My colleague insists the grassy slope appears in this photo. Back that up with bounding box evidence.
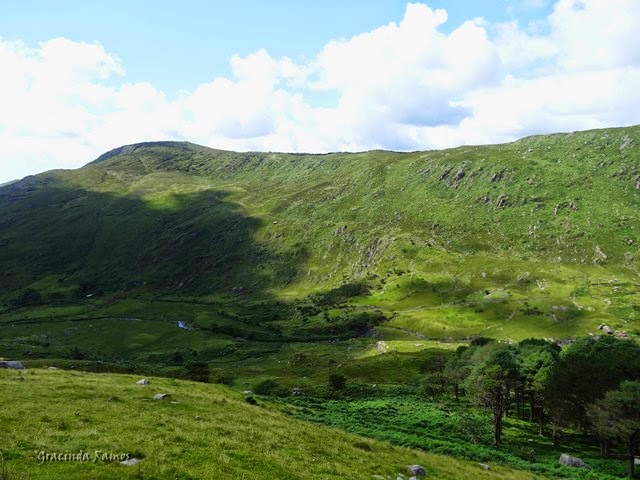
[0,368,537,480]
[0,126,639,384]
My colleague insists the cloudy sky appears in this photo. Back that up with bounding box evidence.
[1,0,639,183]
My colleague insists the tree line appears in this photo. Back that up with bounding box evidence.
[424,336,640,478]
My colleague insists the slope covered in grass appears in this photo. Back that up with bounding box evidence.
[1,126,639,382]
[0,368,538,479]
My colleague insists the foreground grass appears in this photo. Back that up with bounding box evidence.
[0,369,538,480]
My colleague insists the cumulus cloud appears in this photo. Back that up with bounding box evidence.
[1,0,640,182]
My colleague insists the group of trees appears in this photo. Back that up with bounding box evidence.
[425,336,640,477]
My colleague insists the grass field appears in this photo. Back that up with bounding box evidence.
[0,368,540,480]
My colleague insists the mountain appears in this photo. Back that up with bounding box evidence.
[0,126,639,364]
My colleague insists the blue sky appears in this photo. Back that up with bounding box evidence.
[0,0,639,182]
[0,1,552,97]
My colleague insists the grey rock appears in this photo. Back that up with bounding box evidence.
[120,458,141,466]
[496,194,507,208]
[453,169,465,181]
[559,454,589,468]
[479,463,490,470]
[439,167,452,180]
[603,325,613,335]
[153,393,171,400]
[595,245,608,261]
[0,361,24,369]
[407,464,426,476]
[136,378,149,385]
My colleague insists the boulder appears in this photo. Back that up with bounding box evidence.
[479,463,490,470]
[559,454,588,468]
[0,361,25,369]
[602,325,613,335]
[153,393,171,401]
[120,458,141,466]
[136,378,149,385]
[407,465,426,476]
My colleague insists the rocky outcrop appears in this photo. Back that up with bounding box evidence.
[407,464,426,476]
[0,361,25,369]
[559,454,589,468]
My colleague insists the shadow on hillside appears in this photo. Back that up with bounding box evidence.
[0,174,308,300]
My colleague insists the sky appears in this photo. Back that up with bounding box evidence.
[1,0,639,183]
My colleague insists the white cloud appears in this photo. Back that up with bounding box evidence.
[1,0,640,183]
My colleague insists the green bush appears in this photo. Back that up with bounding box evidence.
[254,379,287,396]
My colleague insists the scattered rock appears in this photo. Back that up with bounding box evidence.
[479,463,490,470]
[597,324,605,330]
[120,458,141,466]
[153,393,171,401]
[439,167,452,180]
[242,390,253,395]
[595,245,608,261]
[490,170,505,182]
[603,325,613,335]
[620,135,634,151]
[48,366,58,370]
[291,387,304,396]
[335,225,347,236]
[136,379,149,385]
[624,252,635,262]
[407,465,426,476]
[496,194,507,208]
[375,341,388,354]
[0,361,25,369]
[559,454,589,468]
[453,169,465,181]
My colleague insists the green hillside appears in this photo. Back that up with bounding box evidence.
[1,126,639,365]
[0,368,538,479]
[1,126,640,479]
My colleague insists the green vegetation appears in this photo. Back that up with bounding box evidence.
[0,368,537,479]
[1,126,640,477]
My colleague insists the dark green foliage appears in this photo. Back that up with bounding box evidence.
[465,343,519,446]
[546,337,640,432]
[9,288,43,308]
[184,361,210,383]
[589,382,640,478]
[254,379,288,396]
[470,337,494,347]
[328,373,346,390]
[312,283,371,306]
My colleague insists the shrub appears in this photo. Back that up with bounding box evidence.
[328,373,346,390]
[254,379,287,396]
